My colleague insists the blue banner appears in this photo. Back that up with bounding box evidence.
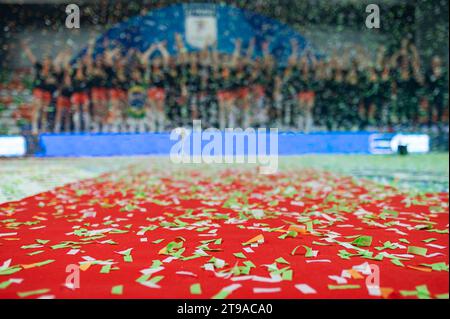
[79,3,317,64]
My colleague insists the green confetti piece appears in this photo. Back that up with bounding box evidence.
[29,259,55,268]
[391,259,404,267]
[435,293,449,299]
[399,238,410,244]
[291,245,301,256]
[416,285,431,299]
[420,262,449,272]
[212,290,231,299]
[328,284,361,290]
[149,275,164,284]
[352,236,372,247]
[182,254,203,261]
[375,241,397,251]
[36,239,50,244]
[427,228,448,234]
[303,245,315,258]
[124,255,133,263]
[243,261,256,268]
[407,246,428,256]
[190,283,202,295]
[136,273,151,283]
[422,238,437,243]
[27,250,45,256]
[0,280,13,289]
[400,290,418,297]
[239,266,251,275]
[312,241,330,246]
[151,260,163,269]
[111,285,123,295]
[279,230,297,239]
[51,243,70,250]
[233,252,246,259]
[275,257,289,265]
[18,288,50,298]
[282,269,293,281]
[21,244,43,249]
[100,264,111,274]
[0,267,22,276]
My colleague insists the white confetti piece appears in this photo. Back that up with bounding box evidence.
[367,285,381,296]
[426,243,446,249]
[329,275,348,284]
[253,287,281,293]
[176,271,197,277]
[67,249,79,255]
[0,232,17,237]
[306,259,331,263]
[295,284,317,294]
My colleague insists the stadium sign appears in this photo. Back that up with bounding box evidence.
[0,136,26,157]
[184,4,217,49]
[369,133,430,154]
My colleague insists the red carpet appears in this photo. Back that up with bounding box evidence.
[0,167,448,299]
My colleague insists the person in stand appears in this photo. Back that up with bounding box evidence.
[426,55,448,128]
[196,44,216,127]
[249,58,266,128]
[108,53,128,132]
[312,60,326,130]
[53,49,72,133]
[22,40,58,134]
[232,38,254,128]
[186,52,201,123]
[330,65,346,130]
[409,48,427,128]
[126,65,147,132]
[140,41,170,131]
[70,58,91,132]
[279,38,298,129]
[54,68,73,133]
[295,54,315,132]
[262,41,277,127]
[86,48,108,132]
[216,51,236,129]
[395,61,416,126]
[361,65,379,129]
[377,60,393,128]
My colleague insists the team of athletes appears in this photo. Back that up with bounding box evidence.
[22,35,447,134]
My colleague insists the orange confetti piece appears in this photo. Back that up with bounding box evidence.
[243,234,264,245]
[288,225,307,234]
[348,269,364,279]
[79,263,92,271]
[380,287,394,299]
[407,265,432,272]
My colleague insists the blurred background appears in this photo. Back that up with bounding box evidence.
[0,1,448,139]
[0,0,448,165]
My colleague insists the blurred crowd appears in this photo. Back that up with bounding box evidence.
[0,1,448,134]
[19,35,448,134]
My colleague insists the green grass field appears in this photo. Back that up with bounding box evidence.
[0,153,448,204]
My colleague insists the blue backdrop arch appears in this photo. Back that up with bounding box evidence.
[82,3,318,64]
